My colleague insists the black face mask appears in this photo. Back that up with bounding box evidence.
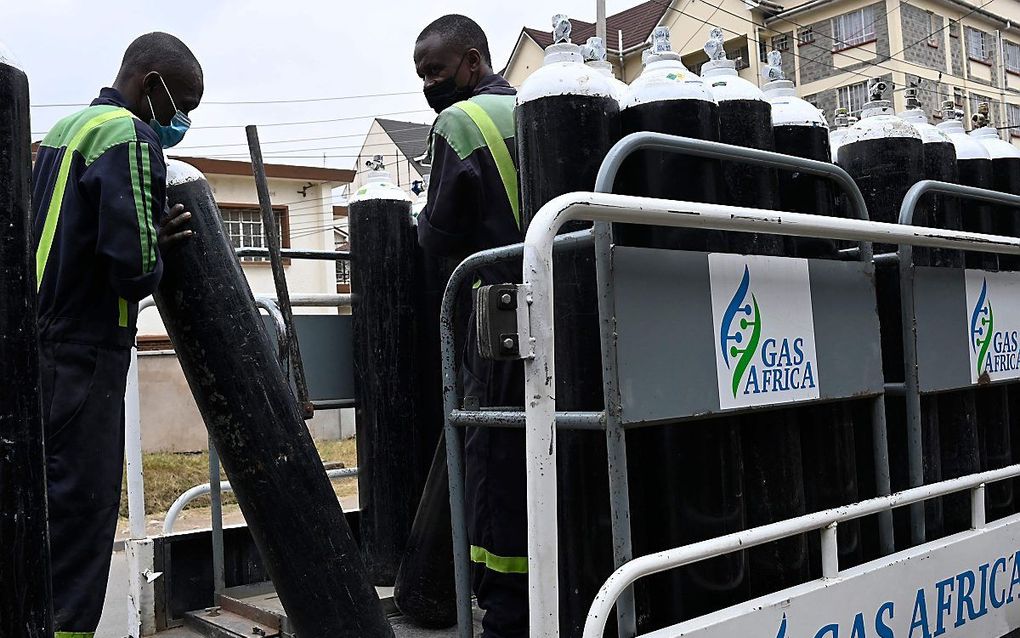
[424,54,475,114]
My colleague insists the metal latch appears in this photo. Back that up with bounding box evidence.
[475,284,533,361]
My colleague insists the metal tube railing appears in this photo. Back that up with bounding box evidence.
[519,190,1020,636]
[896,180,1020,544]
[162,467,359,535]
[581,464,1020,638]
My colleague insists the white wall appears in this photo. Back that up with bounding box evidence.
[138,173,339,338]
[351,119,427,200]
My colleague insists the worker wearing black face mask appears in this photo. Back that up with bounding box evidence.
[413,14,527,638]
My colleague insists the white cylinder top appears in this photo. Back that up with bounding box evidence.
[166,158,207,186]
[517,42,617,105]
[937,119,991,160]
[897,108,953,145]
[970,126,1020,160]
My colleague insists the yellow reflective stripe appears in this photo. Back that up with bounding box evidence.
[452,100,521,230]
[55,632,95,638]
[470,545,528,574]
[36,109,134,289]
[118,297,128,328]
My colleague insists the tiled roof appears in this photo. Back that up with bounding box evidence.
[375,118,432,176]
[522,0,671,52]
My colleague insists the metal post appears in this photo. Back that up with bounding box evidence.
[246,125,313,418]
[972,484,987,529]
[820,523,840,579]
[125,344,147,540]
[209,439,225,595]
[871,396,896,555]
[593,221,637,638]
[596,0,606,42]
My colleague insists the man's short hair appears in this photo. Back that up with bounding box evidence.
[417,15,491,66]
[120,32,202,81]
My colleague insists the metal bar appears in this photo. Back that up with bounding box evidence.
[246,125,313,418]
[581,463,1020,638]
[893,180,1020,545]
[883,383,906,396]
[448,409,605,429]
[209,439,225,595]
[591,132,875,260]
[972,484,987,529]
[254,297,288,369]
[161,467,359,535]
[438,228,596,638]
[873,252,900,265]
[312,398,356,410]
[820,523,839,579]
[126,297,157,540]
[236,247,351,261]
[871,395,896,555]
[522,191,1020,637]
[594,220,637,638]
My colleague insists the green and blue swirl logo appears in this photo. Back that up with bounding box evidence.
[721,265,762,398]
[971,278,993,378]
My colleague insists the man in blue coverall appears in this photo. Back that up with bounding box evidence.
[31,32,201,637]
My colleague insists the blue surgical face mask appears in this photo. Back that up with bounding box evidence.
[147,74,191,148]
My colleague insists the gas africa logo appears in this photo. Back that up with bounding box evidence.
[720,264,816,398]
[720,265,761,397]
[971,278,993,377]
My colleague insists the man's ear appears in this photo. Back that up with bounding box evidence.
[141,71,161,96]
[466,48,483,73]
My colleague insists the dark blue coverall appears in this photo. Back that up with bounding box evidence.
[416,73,528,637]
[31,88,165,637]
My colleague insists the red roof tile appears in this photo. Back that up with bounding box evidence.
[522,0,671,52]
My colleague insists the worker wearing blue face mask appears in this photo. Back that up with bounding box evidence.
[414,15,527,638]
[30,32,202,638]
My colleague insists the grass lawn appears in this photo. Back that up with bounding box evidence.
[120,438,358,518]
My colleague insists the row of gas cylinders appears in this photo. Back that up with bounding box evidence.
[346,16,1020,638]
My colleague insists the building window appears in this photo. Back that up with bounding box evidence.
[831,6,876,51]
[952,86,964,108]
[967,28,989,62]
[949,21,959,38]
[836,81,869,115]
[772,34,790,52]
[734,46,750,70]
[219,204,288,262]
[1005,41,1020,74]
[336,260,351,287]
[927,12,940,47]
[1008,103,1020,137]
[798,27,814,45]
[969,93,993,120]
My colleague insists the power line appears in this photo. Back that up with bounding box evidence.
[173,123,432,151]
[31,108,433,137]
[31,89,421,109]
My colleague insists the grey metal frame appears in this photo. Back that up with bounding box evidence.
[439,133,897,638]
[895,180,1020,546]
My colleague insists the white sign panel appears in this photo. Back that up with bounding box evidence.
[710,254,820,410]
[644,518,1020,638]
[964,270,1020,384]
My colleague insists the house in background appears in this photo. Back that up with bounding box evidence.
[501,0,1020,146]
[136,156,355,452]
[351,117,433,200]
[502,0,772,90]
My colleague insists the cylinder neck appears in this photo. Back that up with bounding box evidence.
[938,119,966,135]
[585,60,615,76]
[763,79,796,98]
[897,108,927,124]
[702,59,737,76]
[971,125,1000,140]
[860,99,893,118]
[545,42,582,65]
